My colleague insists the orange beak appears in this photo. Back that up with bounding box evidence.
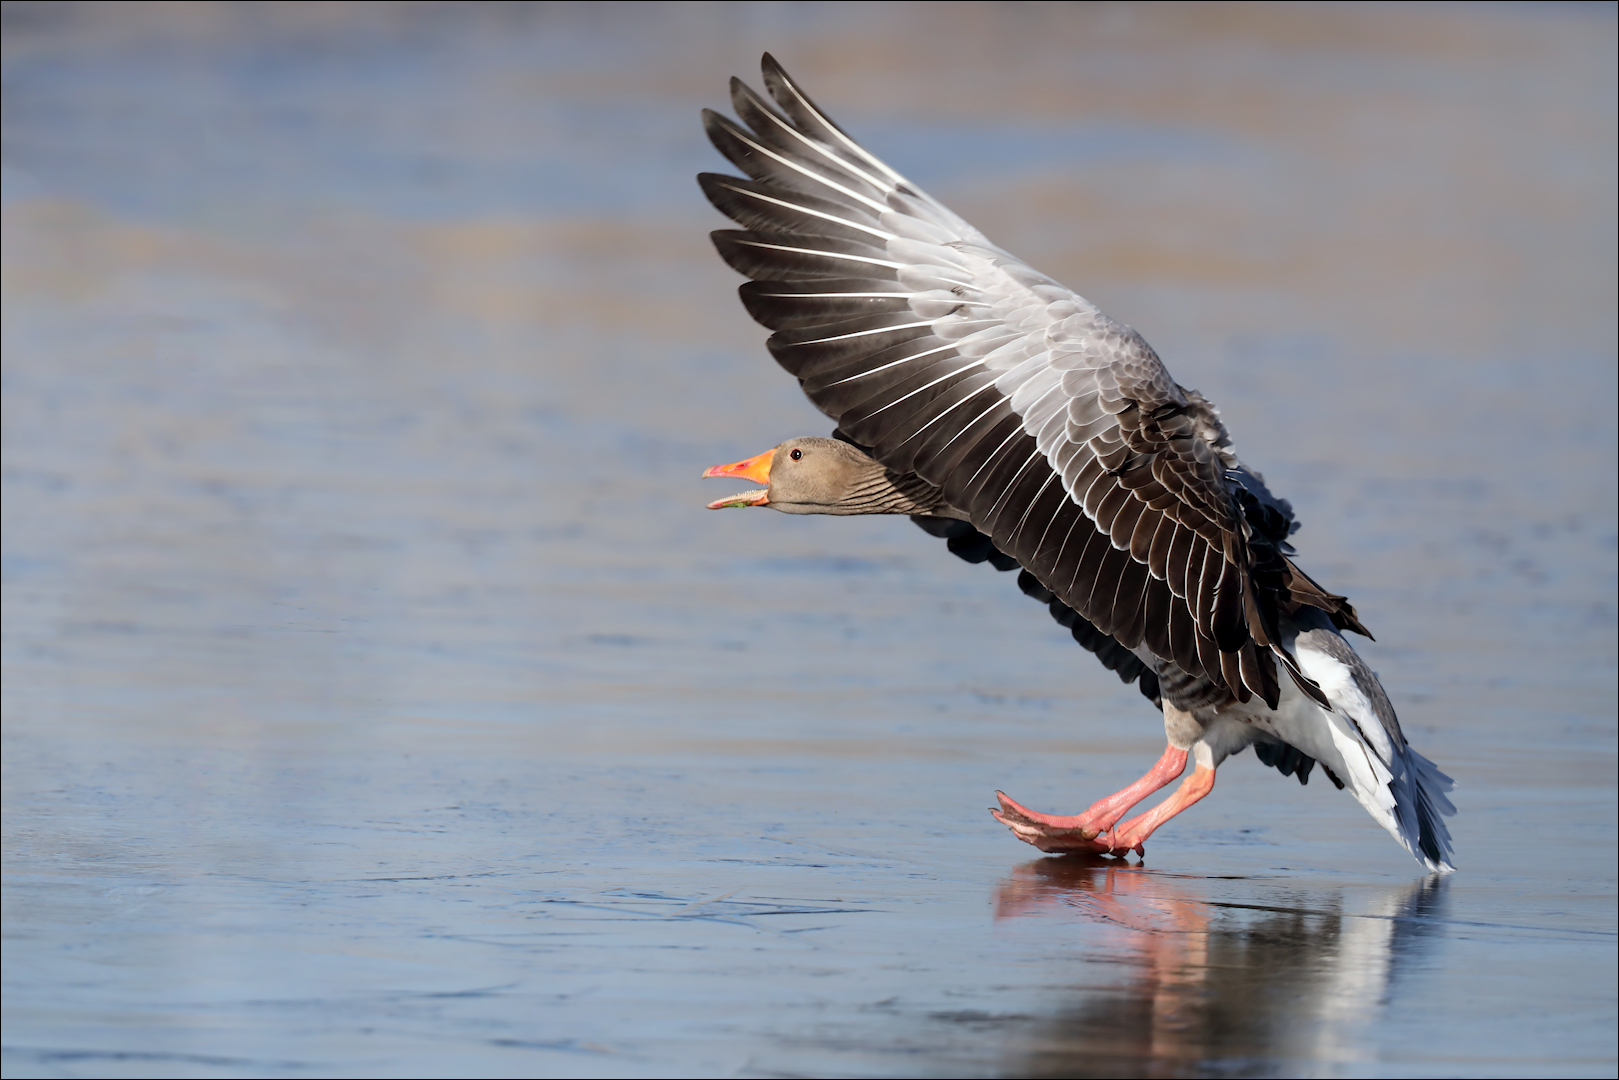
[701,448,774,508]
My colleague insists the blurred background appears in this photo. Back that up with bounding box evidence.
[3,3,1615,1077]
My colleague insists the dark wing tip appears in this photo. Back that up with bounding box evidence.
[1333,602,1374,639]
[700,108,736,153]
[696,171,734,200]
[730,74,771,122]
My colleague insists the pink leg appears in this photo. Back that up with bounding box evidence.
[1108,763,1217,853]
[992,744,1189,854]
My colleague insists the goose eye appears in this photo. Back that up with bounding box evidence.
[789,448,802,461]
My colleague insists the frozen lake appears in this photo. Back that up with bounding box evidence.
[3,4,1615,1077]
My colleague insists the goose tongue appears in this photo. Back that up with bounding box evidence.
[705,489,768,509]
[701,448,774,508]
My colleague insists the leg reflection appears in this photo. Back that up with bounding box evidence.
[993,859,1448,1076]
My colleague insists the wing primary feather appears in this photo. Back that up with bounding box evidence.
[878,374,1004,473]
[806,339,959,389]
[728,76,895,195]
[703,109,892,214]
[911,393,1013,477]
[699,173,893,241]
[712,232,904,281]
[739,281,913,329]
[854,359,988,424]
[760,54,910,185]
[719,231,901,267]
[955,425,1034,505]
[777,316,937,348]
[823,355,981,427]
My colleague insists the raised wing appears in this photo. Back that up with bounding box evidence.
[702,55,1364,707]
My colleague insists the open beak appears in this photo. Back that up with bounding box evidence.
[702,448,774,508]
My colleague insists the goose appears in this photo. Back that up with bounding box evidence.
[699,56,1456,872]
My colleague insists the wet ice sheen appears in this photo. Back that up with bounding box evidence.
[2,4,1615,1078]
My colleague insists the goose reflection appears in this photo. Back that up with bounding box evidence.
[993,859,1447,1077]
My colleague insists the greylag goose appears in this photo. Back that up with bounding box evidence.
[699,56,1456,872]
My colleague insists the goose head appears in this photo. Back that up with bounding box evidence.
[702,437,946,516]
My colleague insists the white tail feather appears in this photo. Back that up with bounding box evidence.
[1292,628,1456,872]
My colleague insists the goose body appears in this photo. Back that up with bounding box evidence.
[700,58,1456,871]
